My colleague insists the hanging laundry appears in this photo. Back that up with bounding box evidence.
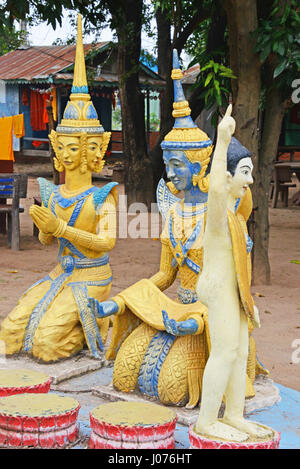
[0,113,24,162]
[30,90,46,131]
[13,113,25,138]
[22,88,29,106]
[42,93,49,126]
[51,88,57,122]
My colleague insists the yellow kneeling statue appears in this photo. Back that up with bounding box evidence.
[88,49,267,408]
[0,15,118,362]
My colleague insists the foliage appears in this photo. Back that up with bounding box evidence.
[184,9,235,126]
[253,0,300,99]
[0,23,28,55]
[147,111,160,131]
[112,106,160,131]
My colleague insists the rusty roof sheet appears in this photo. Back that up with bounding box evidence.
[0,43,108,82]
[182,64,200,84]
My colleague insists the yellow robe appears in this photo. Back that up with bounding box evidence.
[0,178,118,362]
[107,188,266,407]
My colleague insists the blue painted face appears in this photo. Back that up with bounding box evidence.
[163,150,201,192]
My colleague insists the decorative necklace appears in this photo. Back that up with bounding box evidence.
[176,200,208,218]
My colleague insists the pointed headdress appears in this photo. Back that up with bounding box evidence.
[49,14,111,173]
[161,50,213,192]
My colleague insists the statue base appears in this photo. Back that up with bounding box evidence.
[89,401,177,449]
[0,368,52,397]
[189,424,281,449]
[0,393,80,448]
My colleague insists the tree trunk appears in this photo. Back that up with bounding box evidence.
[223,0,261,164]
[149,7,173,197]
[114,0,153,208]
[250,62,288,284]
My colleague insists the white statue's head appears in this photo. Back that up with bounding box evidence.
[226,137,253,200]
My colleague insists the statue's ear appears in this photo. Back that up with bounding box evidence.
[192,162,201,175]
[226,171,233,185]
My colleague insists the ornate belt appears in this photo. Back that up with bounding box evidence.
[177,286,198,304]
[59,254,109,273]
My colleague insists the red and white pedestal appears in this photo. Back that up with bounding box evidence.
[0,393,80,448]
[189,424,281,449]
[0,369,52,397]
[89,401,177,449]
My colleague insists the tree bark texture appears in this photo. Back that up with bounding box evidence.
[250,60,288,284]
[149,7,173,196]
[224,0,275,284]
[113,0,153,208]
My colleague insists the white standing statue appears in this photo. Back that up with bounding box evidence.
[195,105,272,442]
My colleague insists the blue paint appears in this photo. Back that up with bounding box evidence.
[0,84,21,151]
[169,211,203,274]
[163,150,208,204]
[86,104,98,119]
[138,331,176,398]
[51,366,300,450]
[64,103,79,120]
[71,85,89,94]
[247,384,300,449]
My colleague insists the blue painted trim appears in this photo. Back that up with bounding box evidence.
[71,85,89,94]
[71,283,105,358]
[138,331,176,398]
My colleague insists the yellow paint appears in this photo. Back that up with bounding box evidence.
[195,105,272,441]
[0,393,79,417]
[0,14,117,362]
[91,401,175,427]
[0,369,50,388]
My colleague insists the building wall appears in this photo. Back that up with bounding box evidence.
[0,83,21,151]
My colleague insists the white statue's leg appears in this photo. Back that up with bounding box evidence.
[195,298,249,441]
[222,312,273,438]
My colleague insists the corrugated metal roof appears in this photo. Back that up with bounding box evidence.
[182,64,200,84]
[0,43,165,89]
[0,43,108,82]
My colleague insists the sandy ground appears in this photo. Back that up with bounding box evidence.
[0,160,300,393]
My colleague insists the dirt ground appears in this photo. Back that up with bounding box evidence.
[0,160,300,393]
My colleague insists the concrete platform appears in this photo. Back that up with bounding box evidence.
[91,373,281,427]
[0,353,299,449]
[0,350,105,385]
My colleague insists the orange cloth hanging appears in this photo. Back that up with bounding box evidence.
[0,114,25,161]
[0,116,14,161]
[51,88,57,122]
[13,113,25,138]
[30,90,46,131]
[42,93,50,126]
[22,88,29,106]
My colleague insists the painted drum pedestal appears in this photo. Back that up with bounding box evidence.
[189,424,281,449]
[89,401,177,449]
[0,393,80,448]
[0,369,52,396]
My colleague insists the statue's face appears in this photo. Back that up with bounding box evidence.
[86,135,103,172]
[227,157,253,199]
[57,135,81,171]
[163,150,200,192]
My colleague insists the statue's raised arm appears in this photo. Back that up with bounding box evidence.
[205,104,235,237]
[195,106,272,443]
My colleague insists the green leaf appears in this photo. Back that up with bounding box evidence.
[260,43,272,63]
[273,59,288,78]
[204,72,213,87]
[277,43,285,56]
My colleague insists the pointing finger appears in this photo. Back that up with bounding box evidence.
[224,103,232,117]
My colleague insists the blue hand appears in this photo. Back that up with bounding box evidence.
[88,298,119,318]
[162,310,198,336]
